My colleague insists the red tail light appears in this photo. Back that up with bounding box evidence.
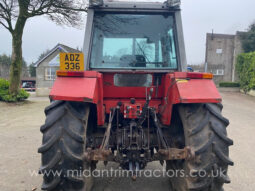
[187,72,213,79]
[56,70,85,77]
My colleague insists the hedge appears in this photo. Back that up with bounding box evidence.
[236,52,255,92]
[219,82,240,88]
[0,78,29,102]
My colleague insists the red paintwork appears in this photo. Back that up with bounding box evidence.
[123,103,142,119]
[50,71,221,126]
[176,79,221,103]
[103,73,164,98]
[104,99,161,113]
[50,71,105,125]
[50,77,97,102]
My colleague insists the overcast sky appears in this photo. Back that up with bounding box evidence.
[0,0,255,65]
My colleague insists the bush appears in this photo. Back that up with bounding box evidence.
[219,82,240,88]
[236,52,255,92]
[0,78,29,102]
[0,78,9,98]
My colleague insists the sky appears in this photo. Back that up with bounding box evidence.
[0,0,255,65]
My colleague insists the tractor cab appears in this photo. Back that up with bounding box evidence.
[83,0,187,72]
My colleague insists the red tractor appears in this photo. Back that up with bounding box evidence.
[39,0,233,190]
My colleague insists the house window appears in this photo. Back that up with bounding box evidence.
[45,67,56,80]
[216,49,223,54]
[217,69,224,75]
[212,69,224,76]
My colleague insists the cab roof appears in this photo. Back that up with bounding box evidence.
[89,0,181,11]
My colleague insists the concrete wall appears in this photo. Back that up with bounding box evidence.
[0,64,10,78]
[36,50,60,96]
[205,32,244,85]
[206,33,235,84]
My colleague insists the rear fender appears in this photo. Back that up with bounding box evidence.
[50,71,104,126]
[160,72,221,125]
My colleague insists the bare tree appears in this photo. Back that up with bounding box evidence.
[0,0,87,95]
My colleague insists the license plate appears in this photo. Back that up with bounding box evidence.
[59,53,84,71]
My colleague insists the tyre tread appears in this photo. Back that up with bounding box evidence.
[39,101,90,191]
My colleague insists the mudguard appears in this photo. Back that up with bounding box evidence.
[160,72,222,125]
[50,71,105,125]
[174,79,221,103]
[50,77,98,102]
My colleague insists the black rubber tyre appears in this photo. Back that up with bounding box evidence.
[166,103,233,191]
[38,101,94,191]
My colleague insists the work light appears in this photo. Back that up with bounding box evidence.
[166,0,181,7]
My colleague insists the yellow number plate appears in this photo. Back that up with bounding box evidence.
[59,53,84,71]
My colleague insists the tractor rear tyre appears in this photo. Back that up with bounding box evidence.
[167,103,233,191]
[38,101,94,191]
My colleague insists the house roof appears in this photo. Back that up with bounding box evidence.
[34,44,82,67]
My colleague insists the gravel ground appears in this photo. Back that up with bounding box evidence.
[0,91,254,191]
